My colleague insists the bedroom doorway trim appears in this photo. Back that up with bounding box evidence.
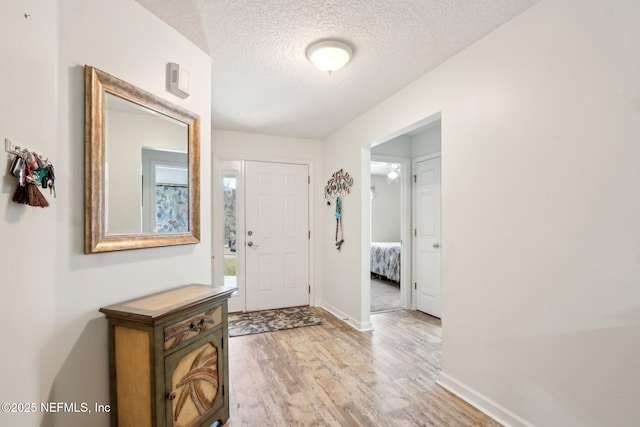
[371,154,412,311]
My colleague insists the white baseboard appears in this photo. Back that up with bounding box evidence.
[318,301,373,332]
[437,372,535,427]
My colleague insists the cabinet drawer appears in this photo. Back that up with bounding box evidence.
[164,305,222,351]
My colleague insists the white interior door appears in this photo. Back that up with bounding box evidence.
[245,161,310,311]
[414,156,442,317]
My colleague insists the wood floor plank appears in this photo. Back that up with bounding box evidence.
[224,308,501,427]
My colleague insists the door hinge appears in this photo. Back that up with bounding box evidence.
[222,384,225,396]
[308,176,311,184]
[308,230,311,239]
[221,337,224,349]
[414,282,417,290]
[413,175,417,183]
[308,285,311,294]
[414,229,417,237]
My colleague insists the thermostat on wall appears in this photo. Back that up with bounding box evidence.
[167,62,190,98]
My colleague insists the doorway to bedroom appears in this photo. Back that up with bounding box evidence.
[368,115,441,317]
[370,156,406,313]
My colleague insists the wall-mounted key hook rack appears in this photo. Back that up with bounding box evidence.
[5,137,56,207]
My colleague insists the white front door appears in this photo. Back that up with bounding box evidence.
[245,161,310,311]
[414,156,442,317]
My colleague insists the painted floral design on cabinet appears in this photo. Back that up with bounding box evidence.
[172,343,219,427]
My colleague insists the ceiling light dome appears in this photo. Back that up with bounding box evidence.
[306,40,353,74]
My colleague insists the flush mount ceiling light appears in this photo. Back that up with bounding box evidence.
[306,40,353,74]
[387,163,400,183]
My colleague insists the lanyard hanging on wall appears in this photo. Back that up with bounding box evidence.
[335,196,344,250]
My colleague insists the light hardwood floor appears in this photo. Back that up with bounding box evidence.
[225,308,501,427]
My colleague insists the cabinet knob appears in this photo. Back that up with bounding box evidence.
[167,391,177,400]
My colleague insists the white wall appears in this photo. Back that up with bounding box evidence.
[371,134,412,157]
[411,124,441,158]
[322,1,640,426]
[0,3,58,427]
[371,174,400,242]
[0,0,211,426]
[321,132,371,328]
[211,129,324,309]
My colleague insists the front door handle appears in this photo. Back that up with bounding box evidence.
[247,241,258,248]
[432,243,440,249]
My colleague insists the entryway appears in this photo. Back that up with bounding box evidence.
[217,159,311,313]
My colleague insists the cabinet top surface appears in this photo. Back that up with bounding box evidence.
[99,284,236,323]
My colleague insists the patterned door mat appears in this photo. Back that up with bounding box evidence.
[228,306,323,337]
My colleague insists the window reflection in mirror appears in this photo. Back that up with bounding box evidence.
[141,148,188,233]
[223,174,237,287]
[104,93,188,235]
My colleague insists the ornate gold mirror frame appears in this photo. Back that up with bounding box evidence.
[84,66,201,253]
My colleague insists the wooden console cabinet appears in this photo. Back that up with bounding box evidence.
[100,285,235,427]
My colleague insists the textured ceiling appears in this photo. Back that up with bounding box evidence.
[135,0,539,139]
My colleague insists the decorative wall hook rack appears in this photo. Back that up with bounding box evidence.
[324,169,353,251]
[324,168,353,200]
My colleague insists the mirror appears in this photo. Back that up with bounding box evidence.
[85,66,200,253]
